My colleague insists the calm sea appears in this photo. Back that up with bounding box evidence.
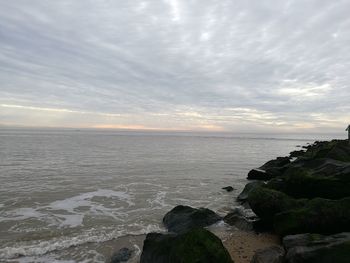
[0,129,345,262]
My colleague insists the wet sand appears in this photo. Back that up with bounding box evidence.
[222,230,280,263]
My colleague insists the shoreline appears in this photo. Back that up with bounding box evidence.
[138,138,350,262]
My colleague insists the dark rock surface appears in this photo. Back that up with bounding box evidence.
[289,150,305,158]
[140,228,233,263]
[223,209,254,231]
[274,197,350,236]
[163,205,222,234]
[283,232,350,263]
[235,139,350,261]
[251,245,285,263]
[247,169,272,180]
[260,157,291,171]
[247,157,291,181]
[237,181,265,202]
[248,187,306,223]
[110,247,133,263]
[222,186,234,192]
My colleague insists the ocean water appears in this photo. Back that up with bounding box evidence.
[0,129,345,262]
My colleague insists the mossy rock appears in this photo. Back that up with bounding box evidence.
[260,157,291,170]
[237,181,265,202]
[163,205,221,234]
[247,187,305,223]
[283,232,350,263]
[140,228,234,263]
[302,140,350,162]
[274,197,350,236]
[283,167,350,199]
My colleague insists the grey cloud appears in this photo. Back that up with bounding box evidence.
[0,0,349,131]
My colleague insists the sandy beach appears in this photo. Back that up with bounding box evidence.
[222,230,280,263]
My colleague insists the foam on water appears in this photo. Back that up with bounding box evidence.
[0,223,164,260]
[0,189,134,228]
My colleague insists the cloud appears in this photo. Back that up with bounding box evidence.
[0,0,349,132]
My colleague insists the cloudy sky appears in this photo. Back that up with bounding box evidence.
[0,0,349,132]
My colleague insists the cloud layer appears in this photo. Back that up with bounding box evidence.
[0,0,349,132]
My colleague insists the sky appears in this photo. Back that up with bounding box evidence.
[0,0,349,133]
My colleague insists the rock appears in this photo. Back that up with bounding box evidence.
[247,157,290,180]
[247,169,272,181]
[251,245,285,263]
[283,232,350,263]
[140,228,233,263]
[223,209,255,231]
[283,167,350,199]
[302,140,350,162]
[163,205,222,234]
[248,187,306,223]
[237,181,265,202]
[222,186,234,192]
[274,197,350,236]
[289,150,305,158]
[260,157,291,171]
[110,247,133,263]
[265,178,287,193]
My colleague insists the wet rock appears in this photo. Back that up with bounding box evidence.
[251,245,285,263]
[289,150,305,158]
[237,181,265,202]
[140,228,233,263]
[248,187,306,223]
[274,197,350,236]
[163,205,222,234]
[222,186,234,192]
[247,169,272,181]
[283,166,350,199]
[223,209,255,231]
[283,232,350,263]
[302,140,350,162]
[110,247,133,263]
[260,157,291,171]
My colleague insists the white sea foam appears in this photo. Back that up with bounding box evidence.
[14,255,76,263]
[0,208,46,222]
[0,223,164,260]
[146,191,168,208]
[48,189,134,211]
[0,189,134,228]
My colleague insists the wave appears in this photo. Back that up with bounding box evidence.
[0,223,164,260]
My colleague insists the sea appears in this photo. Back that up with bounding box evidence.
[0,129,345,262]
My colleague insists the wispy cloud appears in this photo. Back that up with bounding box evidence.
[0,0,349,132]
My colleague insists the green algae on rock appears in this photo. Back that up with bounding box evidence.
[274,197,350,236]
[140,228,233,263]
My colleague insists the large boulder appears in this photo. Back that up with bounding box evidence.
[247,169,272,181]
[274,197,350,236]
[260,157,291,171]
[283,232,350,263]
[247,157,290,180]
[283,167,350,199]
[163,205,222,234]
[248,187,305,223]
[301,140,350,162]
[251,245,285,263]
[140,228,233,263]
[237,181,265,202]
